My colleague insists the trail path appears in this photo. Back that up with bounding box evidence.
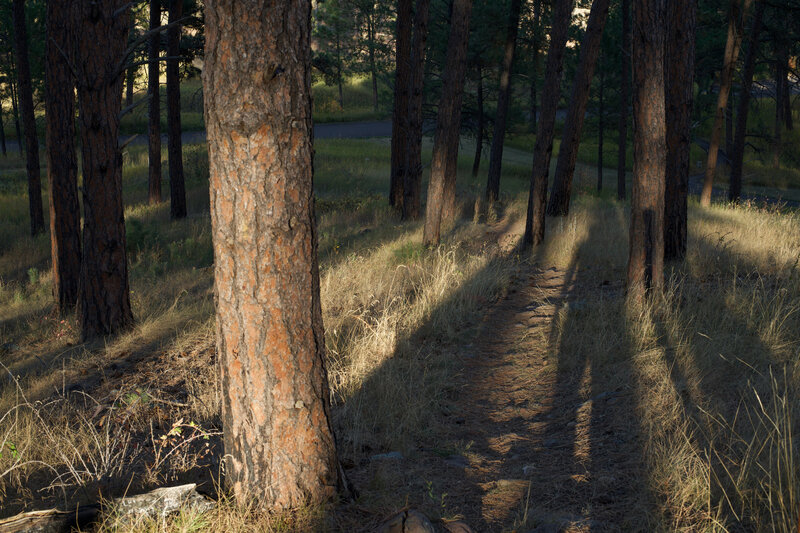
[386,220,650,532]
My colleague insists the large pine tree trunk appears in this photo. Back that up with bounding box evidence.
[546,0,611,217]
[663,0,696,261]
[617,0,629,200]
[46,0,81,313]
[390,0,413,210]
[523,0,575,247]
[148,0,162,205]
[700,0,750,207]
[484,0,522,204]
[423,0,473,246]
[203,0,340,507]
[12,0,44,236]
[167,0,186,219]
[728,1,764,203]
[74,0,134,340]
[628,0,666,300]
[402,0,432,221]
[471,64,484,178]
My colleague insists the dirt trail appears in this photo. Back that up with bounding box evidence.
[420,223,650,532]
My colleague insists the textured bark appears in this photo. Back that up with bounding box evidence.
[700,0,751,207]
[663,0,696,261]
[203,0,340,507]
[74,0,134,340]
[597,62,604,191]
[12,0,44,236]
[471,64,484,178]
[148,0,162,204]
[423,0,473,246]
[728,1,764,203]
[523,0,575,247]
[484,0,522,204]
[617,0,629,200]
[167,0,186,219]
[402,0,431,220]
[46,0,81,313]
[390,0,413,209]
[628,0,666,299]
[546,0,611,217]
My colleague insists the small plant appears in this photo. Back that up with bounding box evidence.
[26,267,39,286]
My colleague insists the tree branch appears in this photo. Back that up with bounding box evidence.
[115,15,192,79]
[119,93,151,119]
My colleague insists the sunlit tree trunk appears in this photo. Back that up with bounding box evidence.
[203,0,340,507]
[700,0,751,207]
[167,0,186,219]
[46,0,81,313]
[402,0,431,220]
[485,0,522,204]
[664,0,696,261]
[546,0,611,217]
[74,0,135,340]
[148,0,162,204]
[617,0,630,200]
[729,0,764,203]
[523,0,575,247]
[12,0,44,236]
[628,0,666,300]
[423,0,473,245]
[390,0,413,209]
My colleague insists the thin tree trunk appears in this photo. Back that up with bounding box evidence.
[74,0,134,340]
[783,53,792,131]
[628,0,666,300]
[597,60,604,191]
[700,0,751,207]
[369,16,378,113]
[390,0,413,209]
[0,102,6,156]
[8,64,23,156]
[523,0,575,247]
[617,0,629,200]
[546,0,611,217]
[529,0,541,131]
[485,0,522,204]
[336,33,344,108]
[148,0,162,204]
[772,44,783,168]
[203,0,340,507]
[46,0,81,313]
[167,0,186,219]
[664,0,696,261]
[423,0,473,245]
[126,65,135,108]
[725,90,733,157]
[402,0,432,220]
[729,0,764,203]
[472,63,484,178]
[12,0,44,236]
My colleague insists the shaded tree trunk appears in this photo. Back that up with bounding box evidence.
[664,0,696,261]
[46,0,81,313]
[597,60,604,191]
[74,0,134,340]
[628,0,666,300]
[423,0,473,246]
[8,64,23,156]
[0,102,6,156]
[772,43,783,168]
[523,0,576,247]
[729,0,764,203]
[617,0,630,200]
[546,0,611,217]
[390,0,413,209]
[485,0,522,204]
[167,0,186,219]
[203,0,340,507]
[12,0,44,236]
[337,33,344,108]
[368,15,378,113]
[471,63,484,178]
[126,65,135,108]
[725,91,733,156]
[529,0,541,131]
[700,0,751,207]
[402,0,432,220]
[148,0,162,204]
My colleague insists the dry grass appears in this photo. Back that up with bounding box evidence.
[0,139,799,531]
